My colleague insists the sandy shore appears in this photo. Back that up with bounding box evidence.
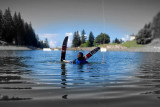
[0,46,37,50]
[1,45,160,52]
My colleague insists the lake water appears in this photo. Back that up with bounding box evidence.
[0,50,160,106]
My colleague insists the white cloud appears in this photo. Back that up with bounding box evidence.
[65,32,73,47]
[49,40,57,48]
[121,37,125,41]
[65,33,73,36]
[126,35,129,40]
[121,34,129,42]
[38,33,73,48]
[39,33,59,39]
[38,33,59,48]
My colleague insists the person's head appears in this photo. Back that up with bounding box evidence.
[77,52,84,60]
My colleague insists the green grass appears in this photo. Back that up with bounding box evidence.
[99,40,143,48]
[99,43,118,47]
[121,40,143,48]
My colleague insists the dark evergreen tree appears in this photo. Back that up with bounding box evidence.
[0,8,44,48]
[13,12,18,45]
[43,38,49,48]
[136,23,152,44]
[136,11,160,44]
[77,31,81,46]
[81,29,86,44]
[0,10,2,39]
[18,12,26,45]
[94,33,110,45]
[88,31,94,47]
[3,8,14,43]
[152,12,160,38]
[38,40,44,48]
[72,31,81,47]
[113,38,120,44]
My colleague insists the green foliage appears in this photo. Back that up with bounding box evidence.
[81,29,86,44]
[0,8,46,48]
[94,33,110,45]
[136,11,160,44]
[88,31,94,47]
[72,31,81,47]
[80,41,89,47]
[2,8,14,43]
[136,23,152,44]
[112,38,124,44]
[43,38,50,48]
[152,12,160,38]
[113,38,120,44]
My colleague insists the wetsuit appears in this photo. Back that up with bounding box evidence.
[72,58,88,64]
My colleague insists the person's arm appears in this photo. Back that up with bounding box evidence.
[72,59,76,64]
[63,60,71,63]
[63,59,76,64]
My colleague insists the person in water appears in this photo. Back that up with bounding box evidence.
[63,52,88,64]
[72,52,88,64]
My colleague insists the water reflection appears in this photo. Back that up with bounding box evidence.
[138,53,160,80]
[0,51,32,100]
[137,53,160,99]
[0,51,31,85]
[62,95,68,99]
[61,63,67,88]
[1,50,160,101]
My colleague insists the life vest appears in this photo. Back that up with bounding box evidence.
[75,59,86,64]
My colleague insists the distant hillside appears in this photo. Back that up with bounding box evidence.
[136,11,160,45]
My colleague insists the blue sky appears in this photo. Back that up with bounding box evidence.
[1,0,160,48]
[36,21,131,47]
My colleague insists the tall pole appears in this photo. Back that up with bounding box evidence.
[102,0,106,45]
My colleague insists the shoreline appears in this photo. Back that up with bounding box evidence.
[0,45,38,51]
[53,46,160,52]
[1,45,160,52]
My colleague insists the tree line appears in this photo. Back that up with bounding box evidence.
[136,11,160,44]
[72,30,124,47]
[72,30,111,47]
[0,8,49,48]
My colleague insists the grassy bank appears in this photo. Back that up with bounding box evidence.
[99,40,143,48]
[121,40,143,48]
[53,41,145,52]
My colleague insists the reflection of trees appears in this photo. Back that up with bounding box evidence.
[61,63,67,88]
[60,63,69,99]
[138,53,160,79]
[137,53,160,99]
[0,52,30,83]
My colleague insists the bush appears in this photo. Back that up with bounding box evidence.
[94,33,110,45]
[80,41,89,47]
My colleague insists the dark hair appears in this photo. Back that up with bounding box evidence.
[77,52,84,60]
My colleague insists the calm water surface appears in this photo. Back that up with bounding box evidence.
[0,50,160,104]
